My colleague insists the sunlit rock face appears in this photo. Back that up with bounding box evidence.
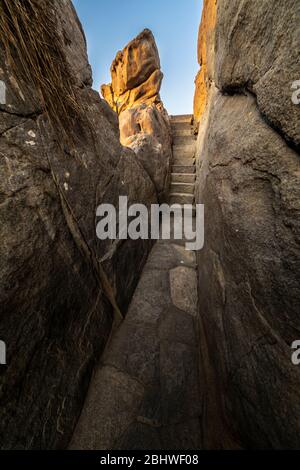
[101,29,162,113]
[193,0,216,126]
[193,0,300,449]
[102,29,172,202]
[0,0,156,449]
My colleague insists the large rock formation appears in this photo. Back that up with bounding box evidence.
[0,0,156,449]
[194,0,300,448]
[101,29,162,114]
[102,29,172,202]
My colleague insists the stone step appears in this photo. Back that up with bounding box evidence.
[170,182,195,194]
[173,141,195,149]
[170,114,192,124]
[171,173,196,183]
[169,193,195,205]
[172,164,196,174]
[173,145,195,159]
[173,135,196,146]
[173,156,195,166]
[171,128,193,138]
[171,121,192,132]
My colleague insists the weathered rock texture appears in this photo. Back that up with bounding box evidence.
[101,29,162,114]
[194,0,300,449]
[102,29,172,202]
[0,0,156,449]
[216,0,300,150]
[193,0,217,125]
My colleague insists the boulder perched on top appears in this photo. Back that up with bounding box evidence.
[101,29,163,113]
[101,29,172,202]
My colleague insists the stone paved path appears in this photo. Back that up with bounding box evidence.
[69,117,202,450]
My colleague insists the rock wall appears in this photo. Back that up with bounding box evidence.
[193,0,217,125]
[0,0,156,449]
[194,0,300,448]
[102,29,172,202]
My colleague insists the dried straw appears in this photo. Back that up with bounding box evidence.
[0,0,82,141]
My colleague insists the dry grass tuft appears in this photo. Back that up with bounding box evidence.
[0,0,83,143]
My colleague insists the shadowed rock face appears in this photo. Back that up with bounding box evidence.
[216,0,300,150]
[0,0,156,449]
[102,29,172,202]
[194,0,300,449]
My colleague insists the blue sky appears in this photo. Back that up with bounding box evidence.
[72,0,203,115]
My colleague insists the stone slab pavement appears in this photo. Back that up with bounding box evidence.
[70,235,202,450]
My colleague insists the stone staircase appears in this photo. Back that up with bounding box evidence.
[169,114,196,208]
[70,113,202,451]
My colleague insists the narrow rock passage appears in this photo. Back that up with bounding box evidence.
[70,117,201,450]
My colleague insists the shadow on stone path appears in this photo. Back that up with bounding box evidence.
[69,235,202,450]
